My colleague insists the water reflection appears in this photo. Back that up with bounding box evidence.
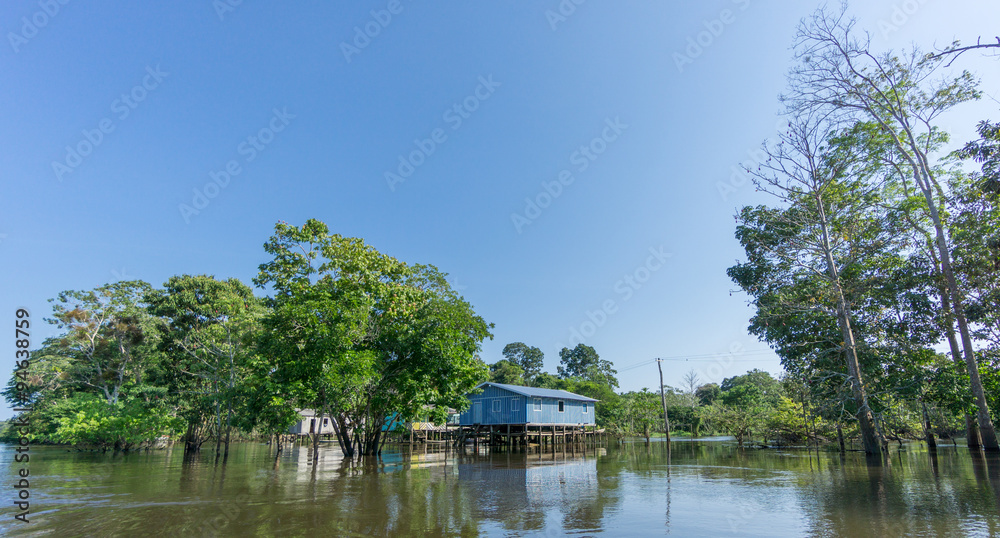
[2,441,999,536]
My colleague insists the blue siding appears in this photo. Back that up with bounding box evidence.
[527,397,592,425]
[461,385,595,426]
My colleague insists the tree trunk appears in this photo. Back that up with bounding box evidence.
[935,242,987,450]
[922,401,936,450]
[837,422,845,453]
[903,150,1000,451]
[936,227,1000,451]
[333,415,354,459]
[223,401,233,463]
[184,422,200,453]
[816,196,885,457]
[311,412,323,464]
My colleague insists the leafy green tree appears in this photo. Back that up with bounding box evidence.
[720,369,782,408]
[728,116,896,455]
[489,359,524,385]
[532,372,561,389]
[695,383,721,406]
[616,390,661,442]
[148,275,266,457]
[46,280,163,405]
[254,219,492,458]
[557,344,618,389]
[699,402,770,448]
[48,393,181,451]
[501,342,544,384]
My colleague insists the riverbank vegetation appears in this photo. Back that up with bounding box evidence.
[1,219,493,458]
[726,5,1000,455]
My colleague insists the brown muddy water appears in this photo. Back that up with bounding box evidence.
[2,438,999,536]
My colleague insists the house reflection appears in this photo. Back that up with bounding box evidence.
[458,448,613,534]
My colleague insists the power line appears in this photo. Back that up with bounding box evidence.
[614,350,779,373]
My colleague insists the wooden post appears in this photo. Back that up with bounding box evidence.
[656,358,672,444]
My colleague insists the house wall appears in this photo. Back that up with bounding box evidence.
[288,415,337,435]
[460,384,526,425]
[526,396,593,425]
[460,385,595,426]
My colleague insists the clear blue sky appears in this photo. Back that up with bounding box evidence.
[2,0,998,419]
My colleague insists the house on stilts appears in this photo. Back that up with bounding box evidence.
[456,382,600,447]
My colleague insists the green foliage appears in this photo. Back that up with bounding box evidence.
[47,393,180,449]
[695,383,720,406]
[720,370,782,408]
[46,280,164,405]
[489,360,524,386]
[557,344,618,389]
[148,274,266,447]
[501,343,544,384]
[254,219,493,456]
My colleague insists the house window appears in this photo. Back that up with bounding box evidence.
[583,403,588,414]
[493,399,501,412]
[512,398,519,411]
[558,400,565,413]
[323,418,329,426]
[534,398,542,411]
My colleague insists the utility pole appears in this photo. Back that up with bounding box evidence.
[656,358,671,444]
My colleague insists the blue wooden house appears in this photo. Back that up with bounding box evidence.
[459,382,597,426]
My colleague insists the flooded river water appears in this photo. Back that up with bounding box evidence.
[2,438,999,536]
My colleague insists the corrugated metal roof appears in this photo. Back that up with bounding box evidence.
[475,382,599,402]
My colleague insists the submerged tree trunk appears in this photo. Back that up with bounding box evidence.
[837,422,846,453]
[942,286,983,449]
[184,421,206,453]
[332,414,354,459]
[223,401,233,463]
[922,401,936,450]
[938,231,1000,451]
[311,412,323,464]
[817,197,885,457]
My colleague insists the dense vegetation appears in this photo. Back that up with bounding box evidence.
[1,219,493,458]
[728,7,1000,456]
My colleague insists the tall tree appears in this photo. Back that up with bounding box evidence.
[785,4,998,451]
[501,342,544,384]
[47,280,161,406]
[728,114,897,455]
[557,344,618,389]
[254,219,491,458]
[489,359,524,385]
[149,275,266,458]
